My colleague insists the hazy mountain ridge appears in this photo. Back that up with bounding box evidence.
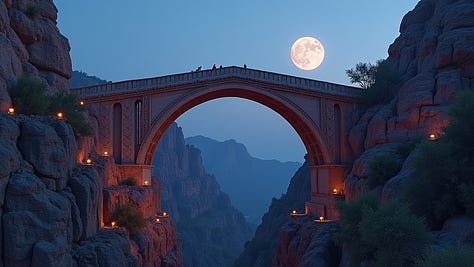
[185,135,301,224]
[70,70,110,88]
[153,124,254,267]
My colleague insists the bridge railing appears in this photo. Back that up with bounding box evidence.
[72,66,362,98]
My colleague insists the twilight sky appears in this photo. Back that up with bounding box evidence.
[54,0,419,163]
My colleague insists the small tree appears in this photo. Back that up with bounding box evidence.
[49,91,93,137]
[345,62,378,89]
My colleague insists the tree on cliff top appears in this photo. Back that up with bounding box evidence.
[346,59,400,105]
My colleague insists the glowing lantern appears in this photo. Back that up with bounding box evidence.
[7,107,14,115]
[155,218,160,223]
[332,189,338,194]
[80,100,84,105]
[144,180,149,186]
[85,158,93,166]
[103,151,109,156]
[319,216,324,222]
[163,212,167,217]
[56,112,63,119]
[292,210,297,214]
[429,134,437,141]
[111,221,116,227]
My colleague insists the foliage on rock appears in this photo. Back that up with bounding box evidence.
[404,91,474,229]
[111,204,146,236]
[367,153,401,187]
[9,75,93,137]
[414,245,474,267]
[334,193,430,267]
[346,59,400,105]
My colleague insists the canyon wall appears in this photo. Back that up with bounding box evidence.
[0,0,72,111]
[153,123,254,267]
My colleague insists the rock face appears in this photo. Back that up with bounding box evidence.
[153,123,254,267]
[273,220,340,267]
[0,0,72,111]
[185,135,301,224]
[235,159,310,267]
[347,0,474,201]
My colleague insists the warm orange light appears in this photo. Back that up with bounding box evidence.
[85,158,93,166]
[319,216,324,222]
[292,210,297,214]
[111,221,116,227]
[7,107,14,114]
[80,100,84,105]
[429,134,436,141]
[332,189,338,194]
[163,212,167,217]
[144,180,149,186]
[57,112,63,119]
[103,151,109,156]
[155,218,160,223]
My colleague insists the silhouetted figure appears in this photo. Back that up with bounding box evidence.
[244,64,247,69]
[219,65,222,69]
[196,66,202,71]
[212,64,216,70]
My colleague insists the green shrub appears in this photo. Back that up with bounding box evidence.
[367,154,401,187]
[9,75,50,115]
[121,177,137,186]
[8,76,93,137]
[49,91,93,137]
[25,3,39,19]
[403,91,474,229]
[335,194,431,266]
[415,245,474,267]
[111,204,146,235]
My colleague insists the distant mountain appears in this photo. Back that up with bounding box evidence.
[153,124,254,267]
[70,70,109,88]
[185,135,301,224]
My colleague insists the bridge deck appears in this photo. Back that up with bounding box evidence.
[72,66,362,99]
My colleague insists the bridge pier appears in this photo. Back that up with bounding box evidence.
[306,165,349,220]
[117,164,153,186]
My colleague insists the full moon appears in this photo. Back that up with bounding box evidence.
[290,36,325,71]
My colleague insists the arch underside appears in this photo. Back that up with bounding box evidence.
[137,86,329,167]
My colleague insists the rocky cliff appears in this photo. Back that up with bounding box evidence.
[347,0,474,203]
[269,0,474,266]
[153,123,254,267]
[185,135,301,224]
[0,0,72,111]
[0,114,181,267]
[234,159,311,267]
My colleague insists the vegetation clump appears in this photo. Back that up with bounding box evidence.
[367,153,401,187]
[403,91,474,229]
[414,245,474,267]
[111,204,146,235]
[25,3,40,19]
[8,75,93,137]
[334,193,431,267]
[346,59,400,105]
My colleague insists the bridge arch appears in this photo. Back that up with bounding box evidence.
[136,83,330,167]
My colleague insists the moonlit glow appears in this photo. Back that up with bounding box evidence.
[290,36,325,71]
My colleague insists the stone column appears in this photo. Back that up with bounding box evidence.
[306,164,349,220]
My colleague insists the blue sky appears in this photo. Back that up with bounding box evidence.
[54,1,419,162]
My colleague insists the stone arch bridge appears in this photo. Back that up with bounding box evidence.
[73,66,363,219]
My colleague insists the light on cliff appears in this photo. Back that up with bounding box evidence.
[111,221,116,227]
[144,180,149,186]
[103,151,109,157]
[56,112,64,119]
[332,188,338,194]
[80,100,84,105]
[155,218,161,223]
[84,158,93,166]
[158,211,169,218]
[7,107,14,115]
[429,134,437,141]
[319,216,324,222]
